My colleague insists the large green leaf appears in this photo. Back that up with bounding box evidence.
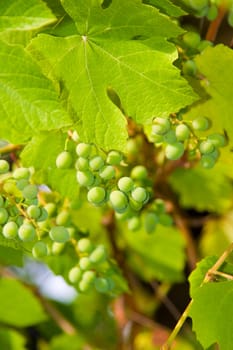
[0,41,71,143]
[0,278,48,327]
[0,328,26,350]
[28,0,197,150]
[143,0,186,17]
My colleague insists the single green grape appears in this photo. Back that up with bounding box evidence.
[131,187,148,203]
[199,140,215,154]
[94,277,110,293]
[165,142,184,160]
[99,165,116,180]
[79,256,92,271]
[78,278,92,292]
[72,130,80,142]
[117,177,134,193]
[207,133,226,148]
[130,165,148,181]
[182,60,197,76]
[77,238,94,253]
[0,160,9,174]
[125,138,139,155]
[27,205,41,219]
[89,245,107,264]
[109,190,128,212]
[129,198,142,211]
[52,242,65,255]
[2,221,18,239]
[159,213,173,226]
[76,143,92,158]
[152,118,171,135]
[175,124,190,141]
[144,212,159,234]
[32,241,48,258]
[49,226,70,243]
[16,179,29,190]
[183,31,201,48]
[37,208,48,222]
[44,202,57,217]
[68,266,82,283]
[106,151,123,165]
[87,187,106,205]
[164,130,177,144]
[75,157,89,171]
[13,167,30,180]
[89,155,105,171]
[192,117,210,131]
[56,151,73,169]
[0,208,8,225]
[127,216,141,231]
[82,270,96,284]
[200,154,216,169]
[55,210,70,226]
[76,170,94,187]
[207,4,218,21]
[197,40,213,51]
[18,223,36,241]
[22,184,38,200]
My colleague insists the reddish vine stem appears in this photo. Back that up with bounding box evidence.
[0,144,22,154]
[205,3,228,42]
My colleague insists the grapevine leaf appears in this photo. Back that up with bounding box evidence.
[0,278,48,327]
[0,41,71,143]
[169,166,233,213]
[189,281,233,350]
[0,246,23,266]
[123,224,186,282]
[143,0,186,17]
[50,334,86,350]
[0,329,26,350]
[28,0,197,150]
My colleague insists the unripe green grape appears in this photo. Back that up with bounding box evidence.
[127,216,141,231]
[182,60,197,76]
[0,195,4,207]
[49,226,70,243]
[200,154,216,169]
[192,117,210,131]
[165,142,184,160]
[18,223,36,241]
[68,266,82,283]
[32,241,48,258]
[44,202,56,217]
[82,270,96,284]
[22,184,38,200]
[27,205,41,219]
[77,238,93,253]
[152,117,171,135]
[79,256,92,271]
[37,208,48,222]
[52,242,65,255]
[4,181,20,196]
[0,160,9,174]
[209,148,220,160]
[106,151,123,165]
[99,165,116,180]
[89,245,107,264]
[56,210,70,226]
[94,277,110,293]
[76,143,92,158]
[164,130,177,144]
[207,4,218,21]
[56,151,73,169]
[207,133,226,148]
[130,165,148,181]
[183,31,201,48]
[129,198,142,211]
[115,208,132,221]
[109,190,128,212]
[187,0,208,11]
[153,199,166,214]
[78,278,92,292]
[89,155,105,171]
[125,138,139,155]
[199,140,215,154]
[159,213,173,226]
[87,187,106,205]
[131,187,148,203]
[2,221,18,239]
[16,216,24,226]
[75,157,89,171]
[117,177,134,193]
[16,179,29,190]
[72,130,80,142]
[0,208,9,224]
[175,124,190,141]
[144,212,159,234]
[13,167,30,180]
[76,170,94,187]
[67,227,76,238]
[151,133,164,143]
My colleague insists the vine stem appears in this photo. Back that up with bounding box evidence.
[0,144,22,154]
[161,241,233,349]
[205,3,228,42]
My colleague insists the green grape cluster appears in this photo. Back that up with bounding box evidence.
[56,135,150,215]
[150,116,226,167]
[68,238,114,293]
